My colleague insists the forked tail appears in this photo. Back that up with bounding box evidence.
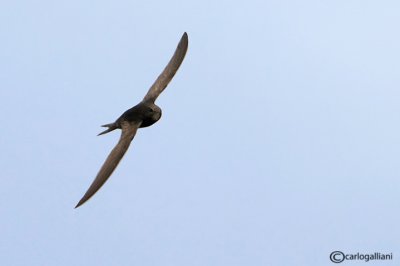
[98,123,118,136]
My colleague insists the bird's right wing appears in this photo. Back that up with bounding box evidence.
[75,120,141,208]
[142,32,188,103]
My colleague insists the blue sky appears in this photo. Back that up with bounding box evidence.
[1,0,399,265]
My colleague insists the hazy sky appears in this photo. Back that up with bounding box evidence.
[1,0,399,265]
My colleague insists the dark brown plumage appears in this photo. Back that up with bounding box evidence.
[75,32,188,208]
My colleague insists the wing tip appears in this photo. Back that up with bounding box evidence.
[74,198,85,209]
[180,32,189,48]
[178,31,189,50]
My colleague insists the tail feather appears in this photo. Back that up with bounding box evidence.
[98,123,118,136]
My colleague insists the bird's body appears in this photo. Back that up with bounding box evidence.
[119,102,162,128]
[98,102,162,136]
[75,32,188,208]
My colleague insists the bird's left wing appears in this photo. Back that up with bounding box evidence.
[75,120,141,208]
[142,32,188,103]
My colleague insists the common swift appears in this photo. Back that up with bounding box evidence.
[75,32,188,208]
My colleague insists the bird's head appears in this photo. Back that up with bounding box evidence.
[146,103,162,122]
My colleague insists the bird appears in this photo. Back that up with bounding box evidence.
[75,32,188,208]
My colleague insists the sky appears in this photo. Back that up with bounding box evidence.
[1,0,399,265]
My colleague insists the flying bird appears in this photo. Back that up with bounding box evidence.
[75,32,188,208]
